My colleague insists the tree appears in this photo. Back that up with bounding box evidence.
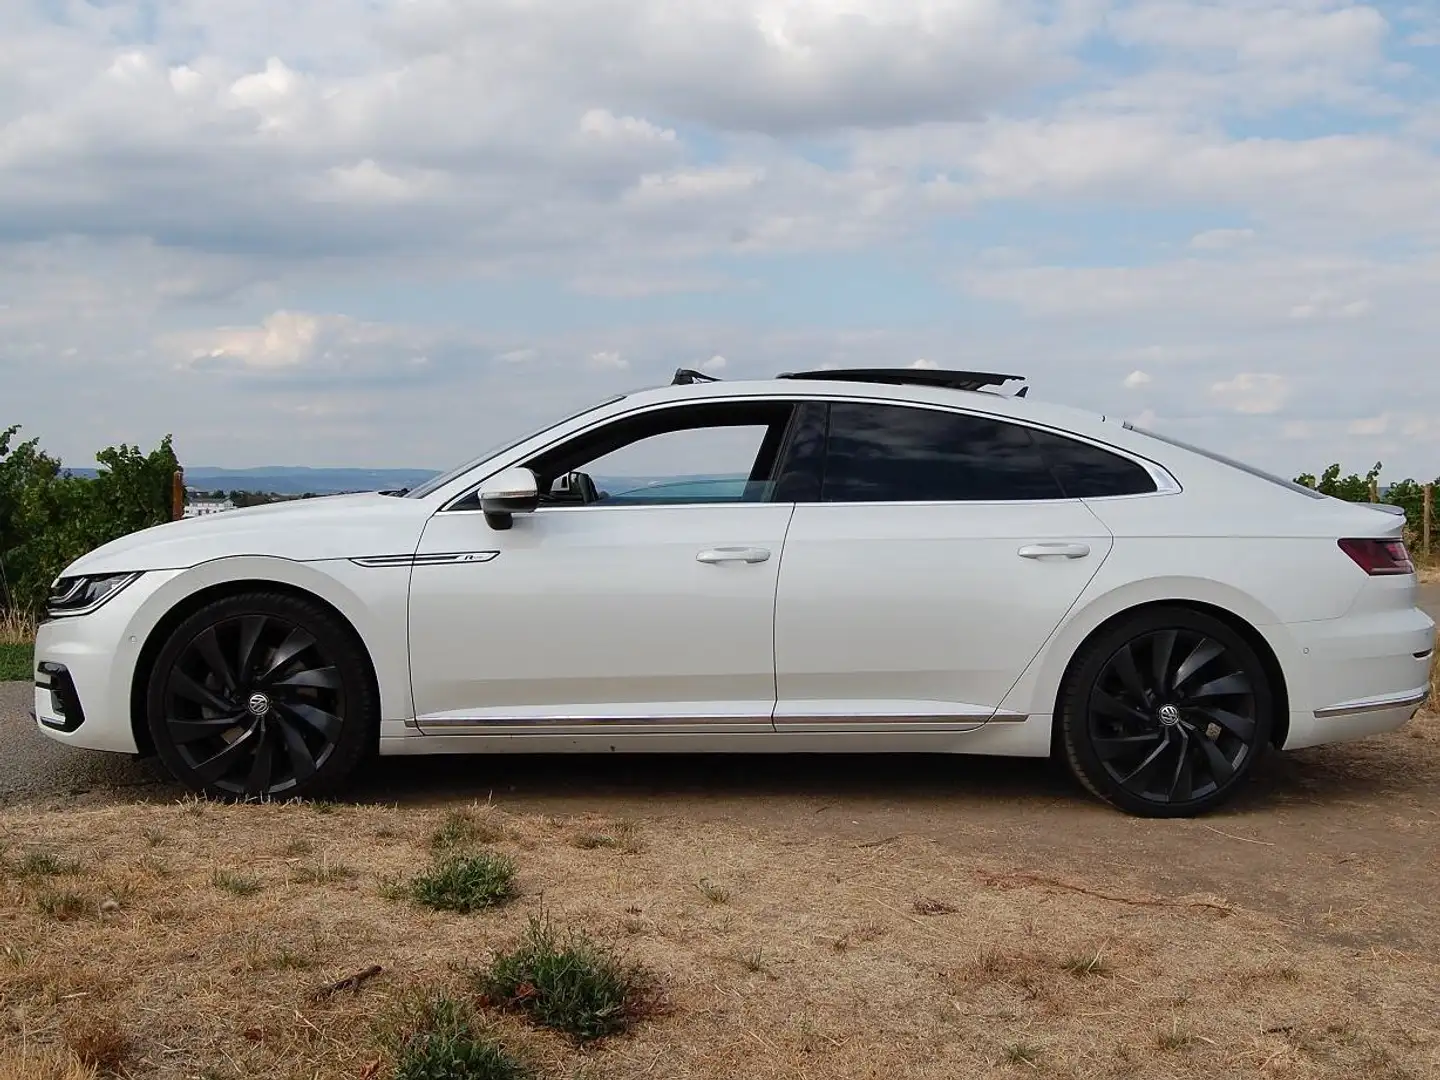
[1302,462,1383,503]
[0,426,179,615]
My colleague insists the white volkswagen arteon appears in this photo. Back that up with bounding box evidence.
[33,368,1434,816]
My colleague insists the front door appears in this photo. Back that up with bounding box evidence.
[407,399,800,734]
[773,401,1115,731]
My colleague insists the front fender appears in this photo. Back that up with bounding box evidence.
[125,555,414,724]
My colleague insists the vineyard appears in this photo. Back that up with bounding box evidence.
[1295,462,1437,559]
[0,425,180,618]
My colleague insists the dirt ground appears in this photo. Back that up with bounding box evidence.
[3,701,1439,1080]
[3,590,1438,1078]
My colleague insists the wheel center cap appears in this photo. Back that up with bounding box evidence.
[246,692,273,718]
[1158,704,1182,727]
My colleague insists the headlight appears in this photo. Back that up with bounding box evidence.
[46,572,142,618]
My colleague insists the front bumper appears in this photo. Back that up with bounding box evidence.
[32,570,182,754]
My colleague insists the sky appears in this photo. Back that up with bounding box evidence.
[1,0,1438,481]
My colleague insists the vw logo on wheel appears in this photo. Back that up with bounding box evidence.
[246,692,273,718]
[1158,704,1182,727]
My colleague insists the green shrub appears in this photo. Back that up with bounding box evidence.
[473,915,658,1042]
[405,853,518,914]
[386,994,533,1080]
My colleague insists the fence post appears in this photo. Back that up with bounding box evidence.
[172,469,185,522]
[1425,483,1433,562]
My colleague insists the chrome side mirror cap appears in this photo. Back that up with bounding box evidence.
[477,467,540,530]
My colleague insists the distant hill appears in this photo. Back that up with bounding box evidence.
[67,465,439,496]
[61,467,739,498]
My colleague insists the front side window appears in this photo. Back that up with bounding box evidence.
[821,403,1065,502]
[520,401,798,507]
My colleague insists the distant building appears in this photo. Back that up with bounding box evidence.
[184,496,236,518]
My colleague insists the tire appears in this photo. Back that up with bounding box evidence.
[1059,606,1274,818]
[146,591,378,800]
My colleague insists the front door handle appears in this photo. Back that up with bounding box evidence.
[696,547,772,565]
[1018,542,1091,560]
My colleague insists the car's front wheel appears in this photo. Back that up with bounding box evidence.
[1059,607,1274,817]
[146,591,377,800]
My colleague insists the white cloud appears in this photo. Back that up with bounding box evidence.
[1190,228,1255,251]
[494,348,536,364]
[1123,369,1152,389]
[2,0,1439,480]
[587,349,629,371]
[1210,373,1290,415]
[578,109,676,144]
[910,358,939,369]
[183,311,324,370]
[700,354,728,373]
[1347,414,1391,437]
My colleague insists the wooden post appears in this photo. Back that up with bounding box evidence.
[1425,483,1434,561]
[172,469,185,521]
[1369,478,1380,503]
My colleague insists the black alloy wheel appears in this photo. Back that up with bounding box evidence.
[147,592,376,800]
[1060,607,1273,817]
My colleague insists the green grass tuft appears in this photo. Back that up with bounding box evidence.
[291,860,357,885]
[431,808,504,852]
[1002,1040,1043,1067]
[36,889,90,921]
[472,915,659,1043]
[211,869,263,897]
[16,850,82,878]
[1061,951,1111,978]
[385,993,534,1080]
[405,852,518,914]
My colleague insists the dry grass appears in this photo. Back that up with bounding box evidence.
[0,610,33,682]
[1,783,1438,1080]
[0,610,35,647]
[0,1044,96,1080]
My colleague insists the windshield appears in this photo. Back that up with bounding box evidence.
[404,395,626,499]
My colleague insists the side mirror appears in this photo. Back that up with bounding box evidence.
[477,467,540,531]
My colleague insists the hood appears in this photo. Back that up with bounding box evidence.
[66,493,434,575]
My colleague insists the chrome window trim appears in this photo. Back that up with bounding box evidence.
[437,393,1182,513]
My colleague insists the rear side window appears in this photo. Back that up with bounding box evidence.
[821,403,1065,502]
[1030,430,1157,498]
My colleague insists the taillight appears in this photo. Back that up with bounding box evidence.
[1338,538,1415,576]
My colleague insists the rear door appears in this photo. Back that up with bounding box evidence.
[773,400,1116,732]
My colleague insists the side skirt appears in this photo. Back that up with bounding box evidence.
[378,715,1055,758]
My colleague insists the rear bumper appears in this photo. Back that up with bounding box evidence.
[1277,601,1434,750]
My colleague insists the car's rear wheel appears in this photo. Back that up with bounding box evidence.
[146,592,376,800]
[1059,607,1274,818]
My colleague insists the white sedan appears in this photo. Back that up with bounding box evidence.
[33,368,1434,816]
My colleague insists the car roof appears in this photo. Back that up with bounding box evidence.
[617,377,1117,441]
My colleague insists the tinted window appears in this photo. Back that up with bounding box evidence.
[1030,430,1157,498]
[822,403,1064,502]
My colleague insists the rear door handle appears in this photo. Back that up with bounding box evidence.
[1018,542,1091,560]
[696,547,772,565]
